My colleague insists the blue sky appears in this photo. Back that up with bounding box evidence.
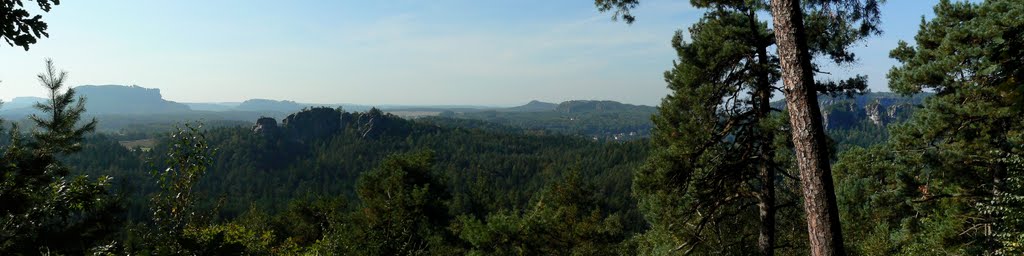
[1,0,943,106]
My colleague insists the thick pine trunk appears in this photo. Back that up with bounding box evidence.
[769,0,846,255]
[750,9,777,256]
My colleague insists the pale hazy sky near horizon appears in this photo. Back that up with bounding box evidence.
[1,0,943,106]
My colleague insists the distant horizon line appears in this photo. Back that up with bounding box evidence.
[1,84,667,108]
[3,84,908,109]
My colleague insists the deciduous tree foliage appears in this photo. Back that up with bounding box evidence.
[1,0,60,50]
[145,123,221,254]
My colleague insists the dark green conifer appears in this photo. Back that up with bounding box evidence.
[836,0,1024,254]
[0,59,119,255]
[598,1,882,254]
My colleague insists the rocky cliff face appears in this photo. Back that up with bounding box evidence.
[821,99,864,130]
[818,93,925,130]
[340,108,413,138]
[281,107,342,141]
[253,117,280,135]
[865,100,883,126]
[256,107,413,141]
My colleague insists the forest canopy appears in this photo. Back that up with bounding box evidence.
[1,0,1022,255]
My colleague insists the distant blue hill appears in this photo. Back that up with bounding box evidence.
[3,96,47,110]
[74,85,191,114]
[1,85,191,116]
[187,99,374,113]
[503,100,557,112]
[555,100,655,114]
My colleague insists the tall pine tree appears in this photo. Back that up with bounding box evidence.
[597,0,881,254]
[0,59,119,255]
[768,0,881,254]
[631,7,790,255]
[836,0,1024,254]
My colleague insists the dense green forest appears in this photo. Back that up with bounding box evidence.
[68,107,648,222]
[440,100,657,141]
[2,0,1022,255]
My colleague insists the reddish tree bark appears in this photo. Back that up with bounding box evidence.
[769,0,846,255]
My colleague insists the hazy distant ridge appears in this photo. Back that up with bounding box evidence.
[75,85,191,114]
[503,100,557,112]
[3,96,47,110]
[555,100,655,113]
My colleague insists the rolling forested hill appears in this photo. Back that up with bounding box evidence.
[67,107,648,221]
[6,85,993,255]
